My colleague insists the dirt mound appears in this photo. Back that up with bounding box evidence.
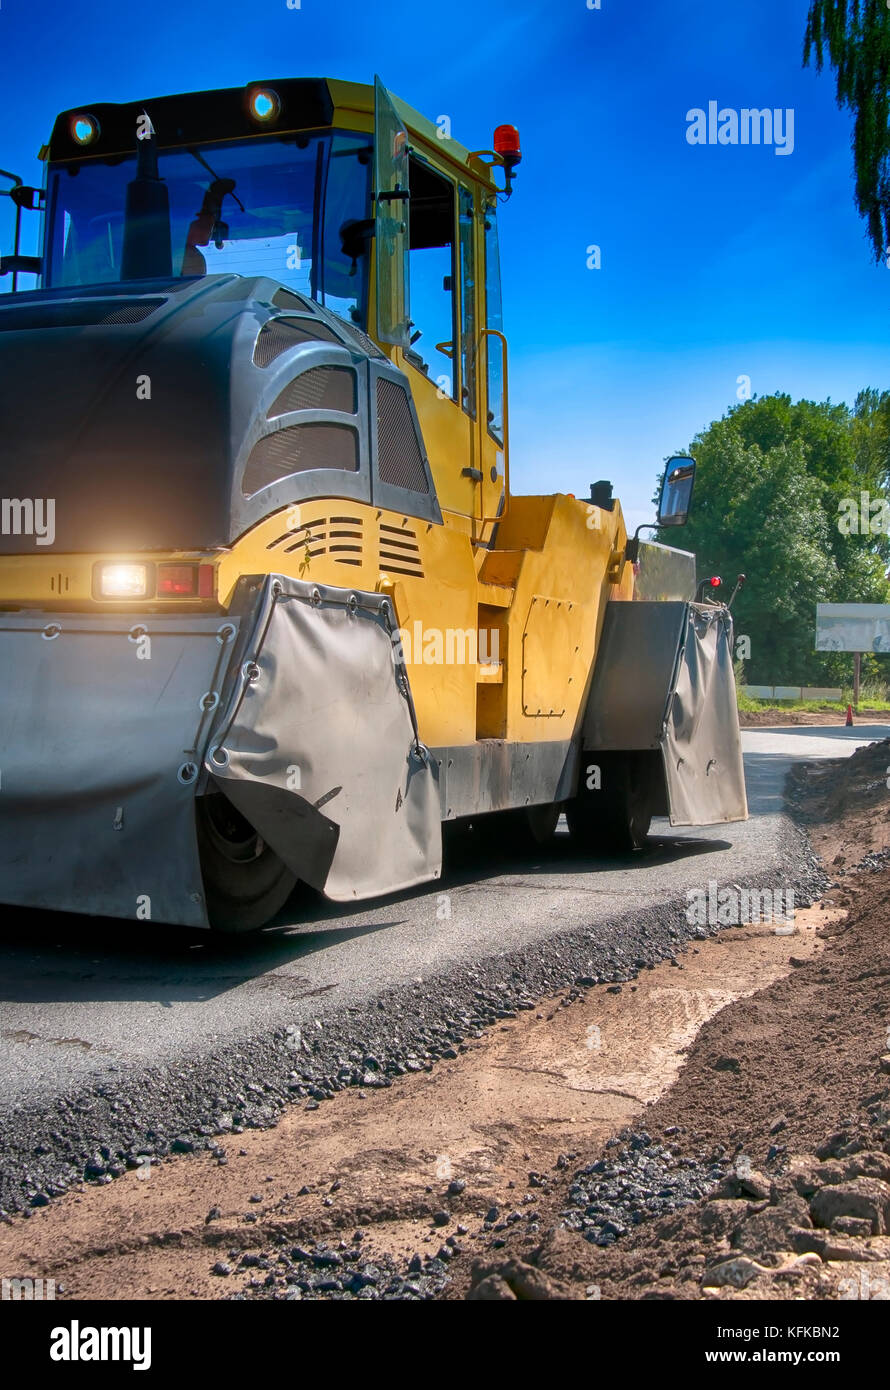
[788,736,890,871]
[452,759,890,1300]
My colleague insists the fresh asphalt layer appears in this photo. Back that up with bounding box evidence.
[0,724,884,1211]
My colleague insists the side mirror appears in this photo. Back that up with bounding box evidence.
[657,455,696,527]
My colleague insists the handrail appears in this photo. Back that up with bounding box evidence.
[478,326,510,529]
[0,170,24,293]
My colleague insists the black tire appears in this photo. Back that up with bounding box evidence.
[195,791,298,933]
[469,803,562,855]
[566,752,654,853]
[525,801,562,845]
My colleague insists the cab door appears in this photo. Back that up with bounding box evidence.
[373,74,410,348]
[372,79,479,524]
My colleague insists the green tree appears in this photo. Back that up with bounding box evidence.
[804,1,890,262]
[657,392,890,685]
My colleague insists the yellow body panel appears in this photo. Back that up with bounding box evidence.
[0,490,630,753]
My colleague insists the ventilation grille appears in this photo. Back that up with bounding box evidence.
[272,288,316,313]
[242,424,359,496]
[0,298,164,331]
[265,514,364,567]
[272,288,383,358]
[253,317,341,367]
[334,317,384,359]
[267,366,356,418]
[376,378,429,493]
[378,522,424,578]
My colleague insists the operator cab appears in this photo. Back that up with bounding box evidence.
[44,86,373,330]
[1,76,517,533]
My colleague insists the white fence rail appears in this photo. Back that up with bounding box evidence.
[741,685,842,702]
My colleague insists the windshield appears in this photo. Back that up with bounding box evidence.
[45,130,372,325]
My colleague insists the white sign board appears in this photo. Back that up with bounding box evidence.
[815,603,890,653]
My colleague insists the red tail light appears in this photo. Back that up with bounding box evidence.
[157,564,198,596]
[156,563,215,598]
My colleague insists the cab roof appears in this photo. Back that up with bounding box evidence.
[46,77,494,186]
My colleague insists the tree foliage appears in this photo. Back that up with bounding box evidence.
[804,1,890,261]
[656,392,890,684]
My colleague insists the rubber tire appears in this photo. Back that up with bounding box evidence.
[468,803,562,855]
[195,791,298,933]
[566,752,654,854]
[525,802,562,845]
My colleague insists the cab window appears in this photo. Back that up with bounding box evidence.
[405,155,456,399]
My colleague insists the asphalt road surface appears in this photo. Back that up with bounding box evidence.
[0,725,885,1119]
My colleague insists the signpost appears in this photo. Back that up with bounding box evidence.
[815,603,890,708]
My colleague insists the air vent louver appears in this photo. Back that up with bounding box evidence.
[242,424,359,495]
[0,299,164,331]
[253,317,341,367]
[378,522,424,578]
[267,366,356,417]
[376,379,429,493]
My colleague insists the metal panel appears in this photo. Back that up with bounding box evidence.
[633,540,696,601]
[431,739,577,819]
[0,614,238,925]
[582,601,689,750]
[580,600,747,826]
[207,576,442,900]
[521,595,589,718]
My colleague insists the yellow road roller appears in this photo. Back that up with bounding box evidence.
[0,77,747,930]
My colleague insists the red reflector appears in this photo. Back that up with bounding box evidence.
[710,576,722,587]
[494,124,521,156]
[157,564,198,596]
[198,563,215,599]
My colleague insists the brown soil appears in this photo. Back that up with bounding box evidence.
[453,739,890,1301]
[739,708,887,727]
[0,913,828,1300]
[789,735,890,871]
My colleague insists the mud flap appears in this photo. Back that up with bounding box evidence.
[207,576,442,900]
[0,614,239,926]
[662,604,747,825]
[581,600,747,826]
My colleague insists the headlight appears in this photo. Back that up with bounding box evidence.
[248,87,281,124]
[71,113,100,146]
[96,563,149,598]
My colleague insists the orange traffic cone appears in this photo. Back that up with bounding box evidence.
[845,703,854,727]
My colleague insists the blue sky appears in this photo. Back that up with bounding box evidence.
[0,0,886,531]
